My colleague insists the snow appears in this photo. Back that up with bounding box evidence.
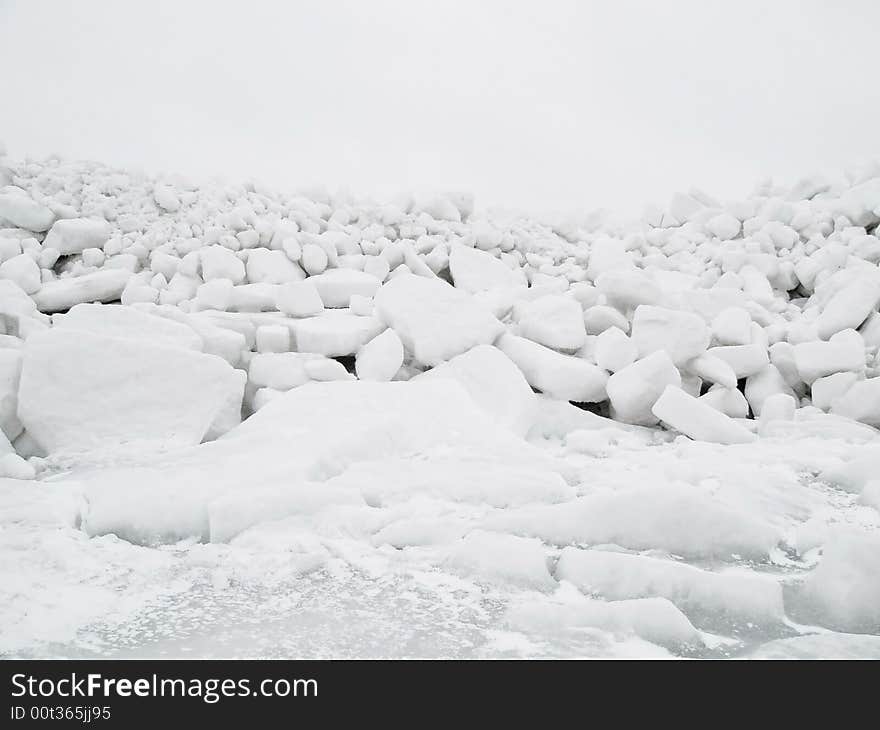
[375,274,504,366]
[18,329,245,454]
[354,328,404,382]
[3,149,880,659]
[497,333,608,403]
[652,385,756,445]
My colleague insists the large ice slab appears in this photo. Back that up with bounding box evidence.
[18,329,244,454]
[374,274,504,366]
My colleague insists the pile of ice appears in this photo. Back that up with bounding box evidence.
[2,148,880,657]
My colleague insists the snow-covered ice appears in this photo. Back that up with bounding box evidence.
[2,149,880,659]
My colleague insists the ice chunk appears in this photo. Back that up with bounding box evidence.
[200,245,245,284]
[374,274,504,366]
[355,328,404,382]
[310,269,381,308]
[248,352,311,390]
[793,329,865,383]
[652,385,756,444]
[515,294,586,352]
[444,530,554,590]
[0,193,55,232]
[595,269,662,309]
[705,212,741,240]
[830,377,880,426]
[583,304,630,335]
[303,357,352,381]
[686,352,737,389]
[594,327,637,373]
[53,303,202,350]
[759,393,796,426]
[815,273,880,340]
[18,329,245,454]
[275,279,324,317]
[707,344,769,378]
[32,269,131,313]
[153,184,179,212]
[294,312,383,357]
[810,371,858,411]
[0,254,41,294]
[245,248,305,284]
[301,243,328,275]
[497,333,608,403]
[42,218,110,254]
[448,244,524,293]
[254,324,290,353]
[606,351,681,425]
[556,548,784,623]
[744,364,795,417]
[0,452,35,479]
[631,305,710,366]
[194,279,233,311]
[229,283,282,312]
[415,344,535,436]
[699,386,749,418]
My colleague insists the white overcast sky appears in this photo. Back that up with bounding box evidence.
[1,0,878,215]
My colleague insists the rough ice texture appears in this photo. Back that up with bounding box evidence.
[5,150,880,658]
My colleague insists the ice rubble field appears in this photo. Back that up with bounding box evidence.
[2,150,880,659]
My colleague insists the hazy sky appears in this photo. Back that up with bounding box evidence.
[1,0,878,215]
